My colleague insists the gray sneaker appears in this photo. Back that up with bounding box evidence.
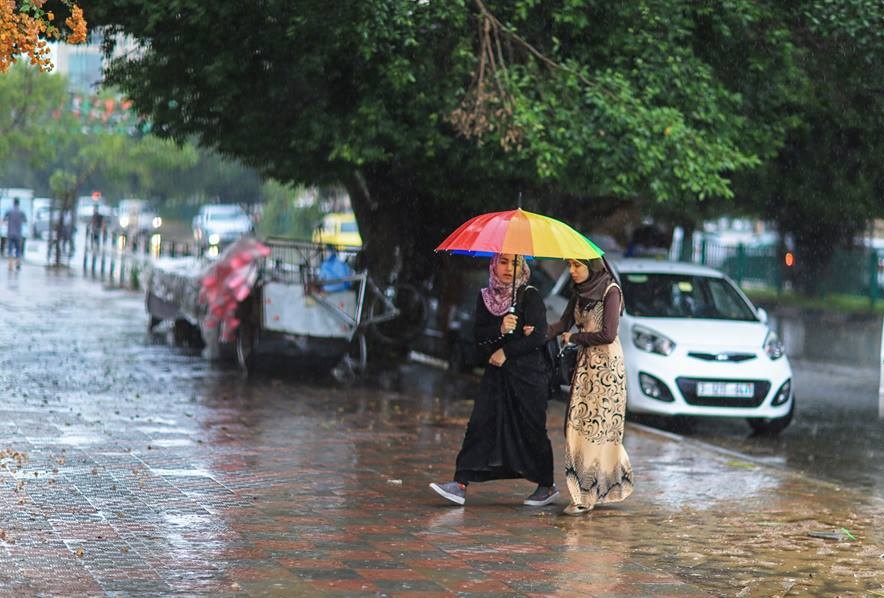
[429,481,466,505]
[523,484,559,506]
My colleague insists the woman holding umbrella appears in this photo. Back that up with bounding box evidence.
[548,257,633,515]
[429,253,559,507]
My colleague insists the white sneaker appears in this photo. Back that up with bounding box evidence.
[429,481,466,505]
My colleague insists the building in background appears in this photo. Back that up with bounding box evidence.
[50,32,139,94]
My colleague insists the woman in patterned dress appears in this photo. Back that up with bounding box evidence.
[548,257,633,515]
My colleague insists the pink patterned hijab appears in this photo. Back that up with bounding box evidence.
[481,254,531,316]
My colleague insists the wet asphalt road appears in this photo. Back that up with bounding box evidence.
[643,360,884,500]
[1,260,883,596]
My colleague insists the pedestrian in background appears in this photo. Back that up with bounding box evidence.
[548,257,633,515]
[318,245,353,292]
[3,198,27,271]
[430,253,558,507]
[62,209,75,257]
[89,206,105,250]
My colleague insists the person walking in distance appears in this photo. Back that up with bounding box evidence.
[3,198,27,271]
[430,253,558,507]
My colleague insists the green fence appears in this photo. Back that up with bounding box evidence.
[677,240,881,306]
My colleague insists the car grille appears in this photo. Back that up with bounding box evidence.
[687,352,756,363]
[675,378,771,407]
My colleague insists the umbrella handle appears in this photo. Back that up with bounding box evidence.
[506,254,521,334]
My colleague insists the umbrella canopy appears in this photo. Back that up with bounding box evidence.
[435,208,604,260]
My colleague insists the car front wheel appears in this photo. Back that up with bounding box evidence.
[747,397,795,435]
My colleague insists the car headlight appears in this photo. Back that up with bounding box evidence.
[764,330,785,360]
[152,216,162,229]
[208,233,221,245]
[638,372,675,402]
[632,325,676,356]
[119,216,130,228]
[771,379,791,406]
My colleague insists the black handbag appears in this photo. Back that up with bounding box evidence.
[544,337,578,387]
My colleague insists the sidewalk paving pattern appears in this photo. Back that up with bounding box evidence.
[0,264,882,597]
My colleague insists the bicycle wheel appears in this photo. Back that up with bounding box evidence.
[368,282,428,345]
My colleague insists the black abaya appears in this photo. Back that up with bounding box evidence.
[454,285,554,486]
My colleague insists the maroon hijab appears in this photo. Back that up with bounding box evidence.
[481,254,531,316]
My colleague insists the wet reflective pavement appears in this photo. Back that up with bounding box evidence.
[661,359,884,500]
[1,264,883,597]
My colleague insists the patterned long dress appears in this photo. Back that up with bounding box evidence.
[564,282,634,508]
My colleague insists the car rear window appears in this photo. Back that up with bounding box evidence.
[620,273,757,320]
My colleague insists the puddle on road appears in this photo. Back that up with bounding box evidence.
[151,468,215,478]
[149,438,195,447]
[55,435,104,446]
[163,513,213,527]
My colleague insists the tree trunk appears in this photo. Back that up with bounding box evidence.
[343,169,464,285]
[787,223,848,296]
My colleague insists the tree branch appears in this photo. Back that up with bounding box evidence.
[473,0,594,87]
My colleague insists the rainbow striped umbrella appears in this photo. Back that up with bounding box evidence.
[435,208,604,260]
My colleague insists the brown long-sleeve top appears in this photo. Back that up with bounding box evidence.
[547,287,622,346]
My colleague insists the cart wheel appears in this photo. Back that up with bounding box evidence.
[333,334,368,384]
[236,321,257,377]
[352,332,368,373]
[368,282,428,345]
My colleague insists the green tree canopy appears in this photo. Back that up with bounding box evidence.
[87,1,881,281]
[0,63,67,164]
[734,0,884,291]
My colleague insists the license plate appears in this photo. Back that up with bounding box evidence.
[696,381,755,398]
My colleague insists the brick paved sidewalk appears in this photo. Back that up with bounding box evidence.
[0,264,882,597]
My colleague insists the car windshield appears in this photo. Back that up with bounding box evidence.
[207,207,245,221]
[619,273,757,321]
[340,221,358,233]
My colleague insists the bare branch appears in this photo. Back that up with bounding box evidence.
[474,0,594,87]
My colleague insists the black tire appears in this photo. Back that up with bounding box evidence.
[368,283,428,345]
[172,319,189,345]
[747,397,795,435]
[148,316,161,332]
[668,415,696,434]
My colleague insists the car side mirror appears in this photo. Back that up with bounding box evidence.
[756,307,768,324]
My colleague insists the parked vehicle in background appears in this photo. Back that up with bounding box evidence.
[31,198,52,239]
[76,196,114,223]
[616,259,794,434]
[312,212,362,249]
[192,204,253,253]
[116,198,162,238]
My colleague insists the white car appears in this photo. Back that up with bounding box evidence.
[613,259,793,434]
[193,204,252,250]
[117,198,162,237]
